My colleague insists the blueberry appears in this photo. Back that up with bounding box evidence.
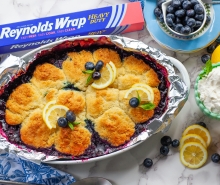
[143,158,153,168]
[196,121,207,128]
[183,16,189,25]
[194,4,204,14]
[154,7,162,18]
[176,17,182,24]
[161,136,172,146]
[58,117,68,127]
[181,25,191,34]
[207,45,216,54]
[182,1,192,10]
[129,97,139,108]
[191,0,199,6]
[195,14,204,21]
[216,36,220,44]
[167,13,175,21]
[171,139,180,148]
[211,153,220,163]
[95,60,104,71]
[195,20,202,28]
[175,9,185,18]
[201,54,211,63]
[159,13,164,23]
[175,23,183,33]
[66,110,76,122]
[166,17,174,27]
[157,0,166,8]
[206,15,211,24]
[167,5,175,13]
[172,0,181,8]
[85,62,95,70]
[187,18,196,27]
[186,9,195,17]
[92,71,101,80]
[160,145,169,156]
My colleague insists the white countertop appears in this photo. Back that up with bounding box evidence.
[1,0,220,185]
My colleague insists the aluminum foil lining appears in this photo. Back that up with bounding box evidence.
[0,35,189,162]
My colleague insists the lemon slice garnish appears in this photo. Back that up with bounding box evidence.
[108,61,117,84]
[182,125,211,147]
[124,87,153,102]
[44,105,69,129]
[180,134,207,149]
[180,142,208,169]
[91,63,114,89]
[42,100,56,122]
[132,83,154,102]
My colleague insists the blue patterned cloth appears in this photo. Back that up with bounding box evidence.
[0,153,75,185]
[128,0,144,9]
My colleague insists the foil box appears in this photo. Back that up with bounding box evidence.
[0,2,144,54]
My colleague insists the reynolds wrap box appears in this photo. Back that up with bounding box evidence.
[0,2,144,54]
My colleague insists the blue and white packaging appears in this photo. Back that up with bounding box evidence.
[0,2,144,54]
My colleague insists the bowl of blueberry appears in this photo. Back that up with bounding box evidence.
[155,0,208,39]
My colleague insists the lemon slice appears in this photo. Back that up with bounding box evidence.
[124,87,153,102]
[180,134,207,149]
[42,100,56,122]
[180,142,208,169]
[44,105,69,129]
[91,63,114,89]
[211,45,220,63]
[182,125,211,147]
[108,61,117,84]
[132,83,154,102]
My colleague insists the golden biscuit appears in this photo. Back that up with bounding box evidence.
[31,63,66,93]
[123,55,150,74]
[44,88,58,102]
[62,50,94,90]
[145,69,160,87]
[20,109,56,148]
[55,126,91,156]
[86,86,119,121]
[56,90,86,123]
[56,90,85,114]
[95,107,135,146]
[5,110,25,125]
[117,74,143,90]
[93,48,122,68]
[6,83,42,125]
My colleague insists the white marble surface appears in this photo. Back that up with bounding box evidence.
[1,0,220,185]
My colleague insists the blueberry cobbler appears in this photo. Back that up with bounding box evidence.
[0,37,170,159]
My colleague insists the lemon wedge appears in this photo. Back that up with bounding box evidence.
[180,142,208,169]
[44,105,69,129]
[132,83,154,102]
[91,63,114,89]
[182,125,211,147]
[124,87,153,102]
